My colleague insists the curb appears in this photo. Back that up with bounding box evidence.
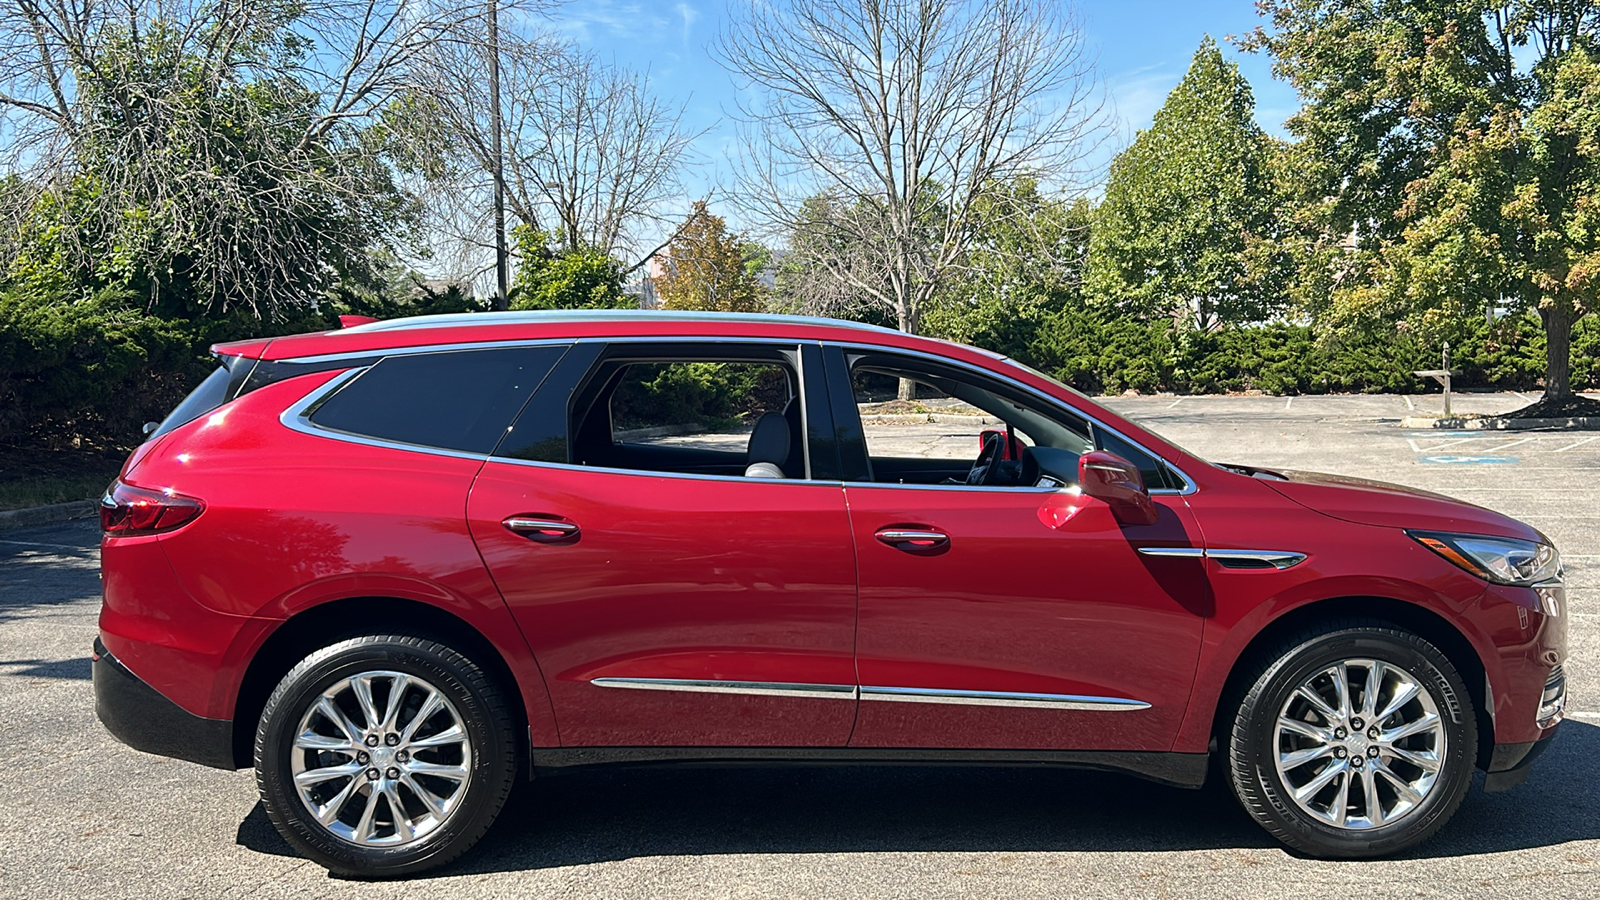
[1400,415,1600,431]
[0,499,99,531]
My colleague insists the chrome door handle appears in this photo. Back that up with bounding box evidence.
[874,528,950,551]
[502,516,580,543]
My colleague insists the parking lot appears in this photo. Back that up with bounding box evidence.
[2,391,1596,899]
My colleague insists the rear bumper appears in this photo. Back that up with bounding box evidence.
[1482,729,1558,793]
[93,638,237,769]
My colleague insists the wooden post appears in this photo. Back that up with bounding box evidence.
[1441,342,1451,417]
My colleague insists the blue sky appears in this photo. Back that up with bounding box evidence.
[546,0,1300,225]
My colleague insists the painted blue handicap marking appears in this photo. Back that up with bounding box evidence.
[1418,455,1518,464]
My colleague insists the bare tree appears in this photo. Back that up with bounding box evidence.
[406,30,698,282]
[718,0,1106,379]
[0,0,544,313]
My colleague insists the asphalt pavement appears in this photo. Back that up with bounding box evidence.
[1,391,1596,899]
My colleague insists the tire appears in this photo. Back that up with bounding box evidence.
[255,634,517,877]
[1227,621,1477,858]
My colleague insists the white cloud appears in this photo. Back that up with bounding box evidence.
[551,1,678,44]
[675,2,700,46]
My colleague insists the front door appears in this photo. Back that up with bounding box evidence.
[468,341,859,748]
[829,348,1209,751]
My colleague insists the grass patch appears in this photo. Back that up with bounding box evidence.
[0,473,117,510]
[0,445,127,511]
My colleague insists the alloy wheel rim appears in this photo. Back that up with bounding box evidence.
[290,670,473,846]
[1274,658,1445,830]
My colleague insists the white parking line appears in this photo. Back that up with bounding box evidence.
[1285,397,1293,410]
[1556,436,1599,452]
[1167,398,1183,408]
[1407,438,1422,453]
[1417,438,1479,452]
[1404,396,1415,410]
[1571,712,1600,721]
[1492,437,1536,451]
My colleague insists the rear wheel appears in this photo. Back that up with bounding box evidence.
[1228,623,1477,858]
[255,634,516,877]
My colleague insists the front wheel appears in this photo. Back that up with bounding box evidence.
[255,634,517,877]
[1228,623,1477,858]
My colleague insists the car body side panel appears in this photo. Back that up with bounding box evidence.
[844,488,1208,752]
[468,462,860,748]
[112,373,560,743]
[1171,474,1546,753]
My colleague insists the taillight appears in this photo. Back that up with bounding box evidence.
[100,480,205,536]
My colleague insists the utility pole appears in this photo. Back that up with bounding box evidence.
[488,0,510,310]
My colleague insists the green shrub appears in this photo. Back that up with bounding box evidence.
[927,295,1597,395]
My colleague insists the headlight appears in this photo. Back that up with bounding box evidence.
[1407,531,1562,587]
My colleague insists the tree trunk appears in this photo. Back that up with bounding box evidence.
[896,300,919,401]
[1542,303,1573,401]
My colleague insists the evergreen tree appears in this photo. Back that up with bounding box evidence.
[1087,37,1286,330]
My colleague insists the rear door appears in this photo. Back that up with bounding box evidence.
[467,340,862,747]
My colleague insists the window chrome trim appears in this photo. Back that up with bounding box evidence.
[829,341,1198,495]
[590,677,858,699]
[1137,546,1307,570]
[860,685,1151,711]
[274,333,1197,496]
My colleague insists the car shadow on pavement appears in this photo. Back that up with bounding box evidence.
[235,721,1600,875]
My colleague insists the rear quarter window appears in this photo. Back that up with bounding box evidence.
[307,345,566,454]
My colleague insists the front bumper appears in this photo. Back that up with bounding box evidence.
[93,638,236,769]
[1483,729,1558,793]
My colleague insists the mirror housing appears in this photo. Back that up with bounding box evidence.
[1079,450,1159,526]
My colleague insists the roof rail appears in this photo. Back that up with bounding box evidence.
[340,309,902,335]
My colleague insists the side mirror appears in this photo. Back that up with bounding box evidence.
[141,421,160,437]
[1079,450,1159,526]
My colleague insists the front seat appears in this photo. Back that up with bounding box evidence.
[745,412,791,478]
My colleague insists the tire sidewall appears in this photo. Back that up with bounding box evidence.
[1236,628,1476,857]
[256,637,513,877]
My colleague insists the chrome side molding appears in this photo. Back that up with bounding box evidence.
[589,678,857,699]
[588,678,1152,711]
[859,685,1150,711]
[1137,546,1307,570]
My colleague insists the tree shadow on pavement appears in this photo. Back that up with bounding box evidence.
[235,721,1600,875]
[0,520,101,625]
[0,657,91,679]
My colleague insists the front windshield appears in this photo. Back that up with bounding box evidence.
[999,354,1210,465]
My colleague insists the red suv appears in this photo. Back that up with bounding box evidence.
[94,311,1566,876]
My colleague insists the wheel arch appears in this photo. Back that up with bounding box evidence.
[1207,596,1494,770]
[230,596,531,770]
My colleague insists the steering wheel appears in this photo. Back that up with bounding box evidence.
[968,431,1006,486]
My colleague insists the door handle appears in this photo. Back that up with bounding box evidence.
[874,527,949,552]
[502,516,581,543]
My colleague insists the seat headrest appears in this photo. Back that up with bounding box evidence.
[747,411,791,467]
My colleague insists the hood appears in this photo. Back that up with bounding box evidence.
[1230,465,1543,543]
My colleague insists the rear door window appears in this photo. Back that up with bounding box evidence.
[308,345,566,454]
